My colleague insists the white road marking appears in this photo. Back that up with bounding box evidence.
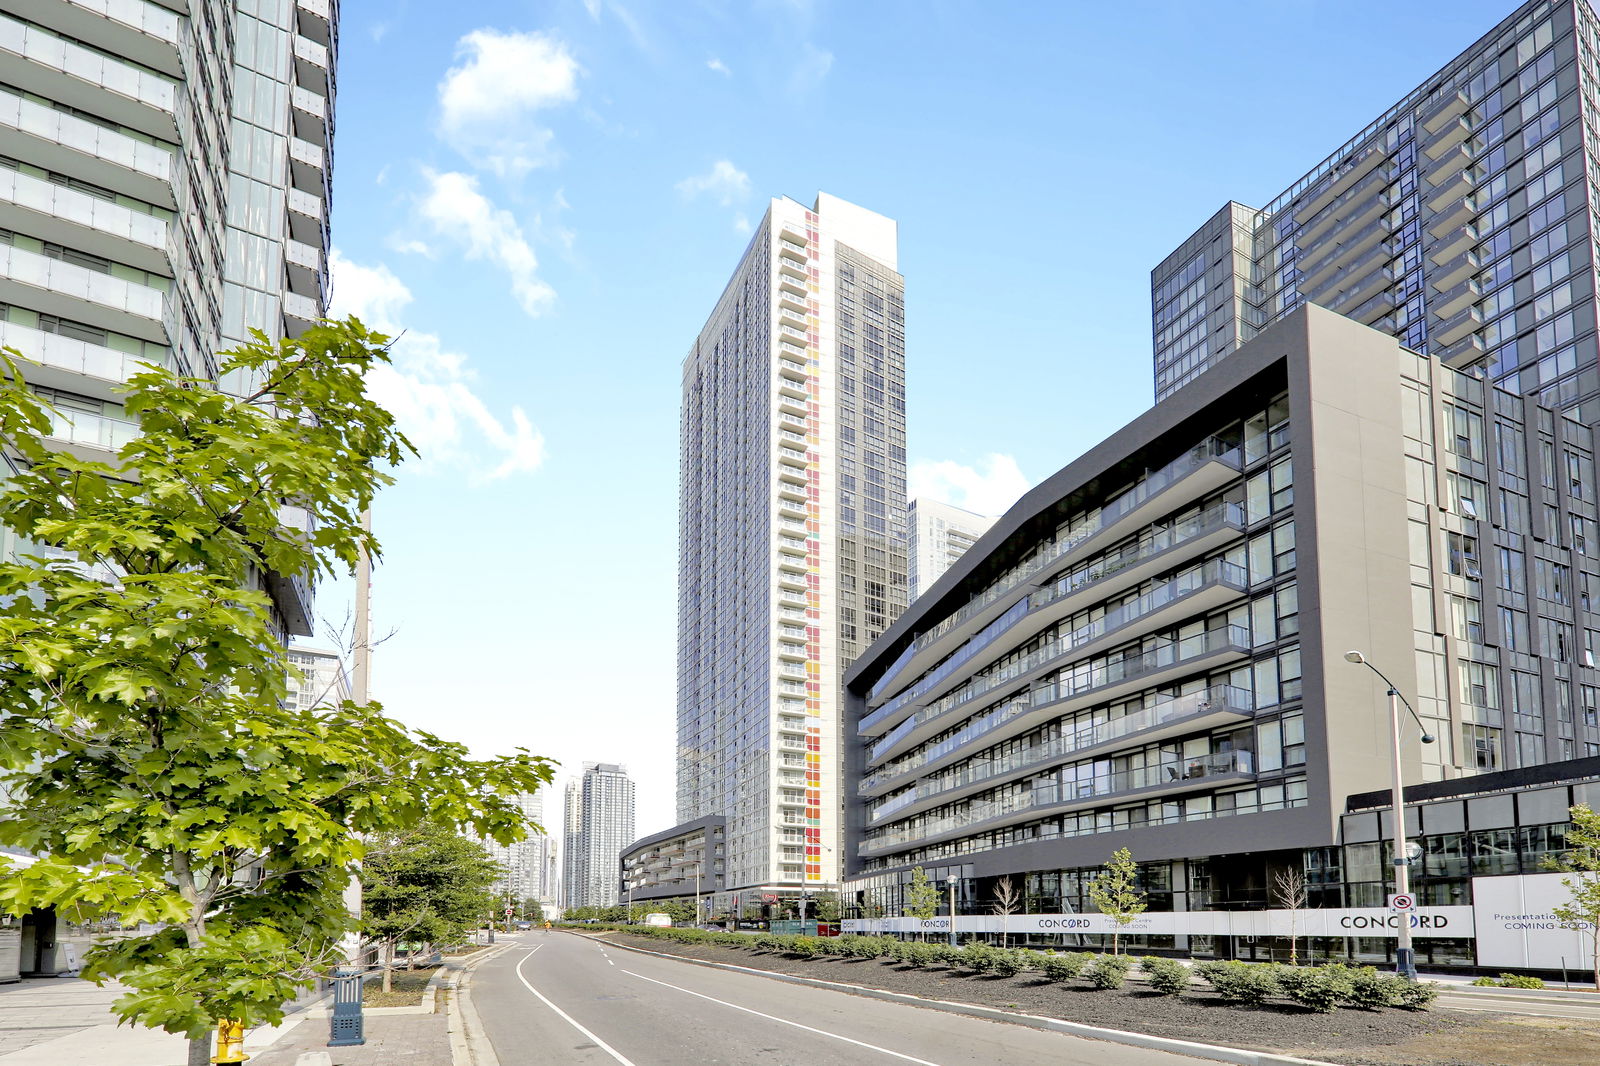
[621,968,946,1065]
[514,950,638,1066]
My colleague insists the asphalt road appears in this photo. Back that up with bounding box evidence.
[468,931,1209,1066]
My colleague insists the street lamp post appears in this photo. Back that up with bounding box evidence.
[693,861,702,929]
[1344,650,1436,980]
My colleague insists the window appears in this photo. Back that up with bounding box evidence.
[1461,724,1502,771]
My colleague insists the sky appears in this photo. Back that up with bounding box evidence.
[322,0,1524,839]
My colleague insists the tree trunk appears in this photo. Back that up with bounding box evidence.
[382,941,393,994]
[1112,930,1120,955]
[187,1035,211,1066]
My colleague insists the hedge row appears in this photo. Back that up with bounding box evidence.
[569,925,1436,1012]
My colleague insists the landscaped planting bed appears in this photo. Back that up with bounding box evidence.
[575,926,1600,1066]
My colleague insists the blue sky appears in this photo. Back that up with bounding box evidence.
[324,0,1523,835]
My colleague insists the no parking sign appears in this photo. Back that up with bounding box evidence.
[1387,893,1415,911]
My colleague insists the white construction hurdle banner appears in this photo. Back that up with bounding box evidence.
[842,907,1473,939]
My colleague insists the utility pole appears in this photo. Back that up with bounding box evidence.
[947,879,958,947]
[351,509,372,704]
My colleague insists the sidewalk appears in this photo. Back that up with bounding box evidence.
[0,977,305,1065]
[244,1012,452,1066]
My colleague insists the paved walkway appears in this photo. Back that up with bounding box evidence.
[0,976,309,1066]
[246,1012,451,1066]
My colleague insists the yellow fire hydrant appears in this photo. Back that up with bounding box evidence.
[210,1019,248,1064]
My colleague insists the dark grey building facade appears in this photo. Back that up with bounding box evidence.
[843,306,1600,969]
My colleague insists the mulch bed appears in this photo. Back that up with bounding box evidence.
[602,933,1600,1066]
[362,966,438,1008]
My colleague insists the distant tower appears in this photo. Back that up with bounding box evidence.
[561,764,635,910]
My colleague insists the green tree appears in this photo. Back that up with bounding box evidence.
[361,825,499,991]
[0,325,554,1066]
[1087,847,1147,955]
[1549,803,1600,991]
[906,865,940,942]
[814,891,841,924]
[518,897,546,923]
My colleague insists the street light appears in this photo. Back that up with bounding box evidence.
[1344,650,1436,980]
[693,860,702,929]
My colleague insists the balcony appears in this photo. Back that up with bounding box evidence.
[869,439,1242,704]
[1296,168,1391,245]
[1428,222,1479,265]
[2,90,173,206]
[40,404,138,452]
[0,162,167,272]
[778,273,807,297]
[286,238,321,297]
[296,0,333,47]
[287,187,323,245]
[778,358,808,381]
[869,624,1252,765]
[33,0,182,76]
[283,290,320,332]
[0,14,177,138]
[1427,195,1476,238]
[1430,248,1480,291]
[1438,332,1486,367]
[864,557,1246,742]
[1425,168,1475,209]
[1298,144,1386,219]
[778,379,807,402]
[1424,143,1474,183]
[1432,277,1480,319]
[1297,217,1393,291]
[778,289,807,315]
[1301,245,1392,308]
[777,256,806,280]
[293,34,329,92]
[779,226,808,247]
[867,685,1256,817]
[291,86,327,145]
[289,136,325,195]
[0,242,164,338]
[858,750,1257,857]
[1421,89,1470,135]
[1423,116,1473,159]
[0,319,172,390]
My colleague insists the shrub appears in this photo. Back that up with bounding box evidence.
[1470,976,1498,986]
[1199,960,1281,1005]
[928,943,964,967]
[1345,966,1401,1010]
[1395,980,1439,1011]
[1278,964,1354,1013]
[988,949,1026,978]
[1140,956,1191,996]
[901,942,938,968]
[958,944,1000,973]
[1087,953,1133,990]
[1039,952,1091,982]
[788,936,821,958]
[1496,973,1546,989]
[752,933,783,952]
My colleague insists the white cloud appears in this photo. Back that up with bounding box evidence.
[908,454,1032,518]
[583,0,602,17]
[387,236,434,257]
[437,30,579,177]
[330,250,545,483]
[707,57,731,76]
[417,169,554,317]
[733,213,750,234]
[676,160,751,206]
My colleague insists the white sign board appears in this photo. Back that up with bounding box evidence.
[843,906,1472,939]
[1388,893,1415,911]
[1472,873,1595,971]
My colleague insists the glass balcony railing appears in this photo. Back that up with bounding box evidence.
[868,562,1246,744]
[2,92,173,182]
[0,320,172,385]
[859,750,1256,855]
[870,624,1251,763]
[0,244,165,321]
[43,406,139,450]
[861,683,1253,801]
[0,15,176,115]
[872,437,1240,699]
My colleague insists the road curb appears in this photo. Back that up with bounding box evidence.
[447,941,518,1066]
[582,934,1342,1066]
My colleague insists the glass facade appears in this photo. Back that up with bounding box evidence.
[1153,0,1600,422]
[0,0,338,639]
